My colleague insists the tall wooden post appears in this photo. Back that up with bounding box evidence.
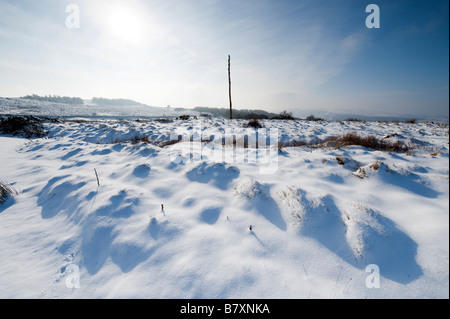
[228,55,232,120]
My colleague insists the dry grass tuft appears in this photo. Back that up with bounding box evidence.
[321,132,410,152]
[243,119,264,129]
[112,134,152,144]
[0,180,18,205]
[278,132,411,153]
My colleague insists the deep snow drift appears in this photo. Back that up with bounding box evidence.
[0,117,448,298]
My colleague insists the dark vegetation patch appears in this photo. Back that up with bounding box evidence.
[21,94,84,105]
[321,132,410,152]
[279,132,411,152]
[306,115,325,121]
[0,115,57,138]
[0,180,18,205]
[193,107,277,119]
[243,119,264,129]
[272,110,295,120]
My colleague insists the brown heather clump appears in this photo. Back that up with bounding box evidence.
[321,132,410,152]
[0,180,18,205]
[278,132,411,153]
[243,119,264,129]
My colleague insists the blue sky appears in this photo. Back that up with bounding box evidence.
[0,0,448,118]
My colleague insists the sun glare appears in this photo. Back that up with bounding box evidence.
[106,5,146,45]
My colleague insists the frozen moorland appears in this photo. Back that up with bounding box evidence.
[0,97,198,119]
[0,113,448,299]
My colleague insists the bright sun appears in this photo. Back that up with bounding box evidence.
[106,5,145,44]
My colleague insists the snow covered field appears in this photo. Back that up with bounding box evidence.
[0,116,448,299]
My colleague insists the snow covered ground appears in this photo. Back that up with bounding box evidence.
[0,116,448,299]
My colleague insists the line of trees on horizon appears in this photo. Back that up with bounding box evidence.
[193,107,296,120]
[20,95,150,107]
[19,94,302,120]
[91,97,146,107]
[21,94,84,105]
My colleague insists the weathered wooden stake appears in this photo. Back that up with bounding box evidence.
[228,55,232,120]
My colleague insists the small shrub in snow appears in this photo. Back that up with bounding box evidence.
[272,110,295,120]
[430,150,441,157]
[352,161,388,179]
[369,161,380,171]
[278,139,308,149]
[153,118,173,123]
[178,115,190,120]
[243,119,263,129]
[0,180,18,205]
[306,115,324,121]
[131,135,151,144]
[336,157,345,165]
[112,134,151,144]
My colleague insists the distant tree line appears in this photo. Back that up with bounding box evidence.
[193,106,278,120]
[21,94,84,105]
[19,94,301,120]
[272,110,296,120]
[92,97,145,106]
[21,95,148,107]
[193,107,297,120]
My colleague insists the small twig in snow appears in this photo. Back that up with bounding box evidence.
[94,168,100,186]
[303,263,310,279]
[335,266,343,286]
[343,277,353,293]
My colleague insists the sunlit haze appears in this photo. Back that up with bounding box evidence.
[0,0,448,119]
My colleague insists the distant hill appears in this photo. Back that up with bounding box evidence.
[20,95,150,107]
[91,97,147,107]
[21,94,83,105]
[193,106,278,119]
